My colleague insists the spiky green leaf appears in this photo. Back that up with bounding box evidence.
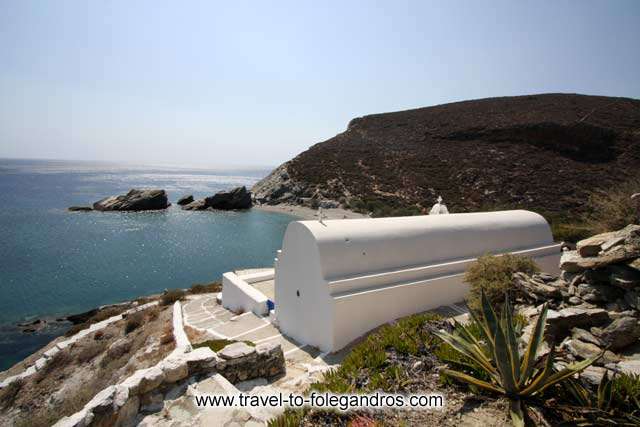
[441,369,505,394]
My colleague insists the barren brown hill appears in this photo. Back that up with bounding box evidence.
[253,93,640,220]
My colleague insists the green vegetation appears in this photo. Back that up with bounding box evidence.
[193,339,255,353]
[266,409,305,427]
[562,372,640,424]
[311,312,442,394]
[434,291,602,427]
[464,254,539,312]
[160,289,186,306]
[347,197,423,218]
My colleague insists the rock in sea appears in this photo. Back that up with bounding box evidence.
[93,189,170,211]
[176,194,194,206]
[182,186,252,211]
[68,206,93,212]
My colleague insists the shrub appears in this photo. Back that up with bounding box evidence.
[124,312,144,334]
[267,409,305,427]
[562,372,640,424]
[311,312,441,394]
[76,340,106,364]
[0,378,23,410]
[189,281,222,294]
[160,289,186,306]
[435,291,602,427]
[583,176,640,235]
[465,254,539,312]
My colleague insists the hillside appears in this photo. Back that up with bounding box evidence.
[253,94,640,218]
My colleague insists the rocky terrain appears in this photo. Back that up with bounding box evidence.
[182,186,252,211]
[514,224,640,380]
[253,94,640,216]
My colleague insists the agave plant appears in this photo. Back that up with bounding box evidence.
[434,290,602,427]
[563,372,640,425]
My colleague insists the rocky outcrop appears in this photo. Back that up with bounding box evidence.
[68,206,93,212]
[516,223,640,379]
[93,189,170,212]
[176,195,194,206]
[251,163,343,209]
[182,186,252,211]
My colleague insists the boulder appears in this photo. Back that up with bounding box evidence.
[606,264,640,289]
[182,186,252,211]
[562,339,619,365]
[561,226,640,273]
[571,327,603,346]
[93,189,170,211]
[182,199,207,211]
[576,282,623,303]
[219,342,256,360]
[205,187,252,210]
[579,365,608,386]
[591,316,640,351]
[577,231,618,257]
[177,195,194,206]
[545,307,609,341]
[512,272,563,301]
[68,206,93,212]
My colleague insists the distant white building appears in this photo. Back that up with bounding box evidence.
[429,196,449,215]
[273,210,561,353]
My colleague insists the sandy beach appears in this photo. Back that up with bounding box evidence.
[255,203,368,220]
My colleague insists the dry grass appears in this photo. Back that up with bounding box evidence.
[6,305,176,427]
[184,324,213,344]
[160,324,174,345]
[188,281,222,295]
[160,289,186,306]
[465,253,539,312]
[583,176,640,235]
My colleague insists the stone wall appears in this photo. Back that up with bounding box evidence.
[54,304,285,427]
[0,301,159,390]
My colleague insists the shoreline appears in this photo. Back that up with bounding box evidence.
[255,203,368,220]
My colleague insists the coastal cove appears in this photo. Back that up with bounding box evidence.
[0,159,296,371]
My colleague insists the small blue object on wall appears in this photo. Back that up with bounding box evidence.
[267,299,275,311]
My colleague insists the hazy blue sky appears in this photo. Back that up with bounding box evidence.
[1,1,639,167]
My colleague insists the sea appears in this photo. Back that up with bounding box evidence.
[0,158,295,371]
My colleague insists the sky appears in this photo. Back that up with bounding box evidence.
[0,1,639,168]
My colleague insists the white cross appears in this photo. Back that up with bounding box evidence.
[318,207,327,224]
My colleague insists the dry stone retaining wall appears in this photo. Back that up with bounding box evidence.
[54,302,285,427]
[0,301,159,389]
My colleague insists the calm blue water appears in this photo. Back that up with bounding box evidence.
[0,159,295,370]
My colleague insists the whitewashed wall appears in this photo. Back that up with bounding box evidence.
[275,210,562,352]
